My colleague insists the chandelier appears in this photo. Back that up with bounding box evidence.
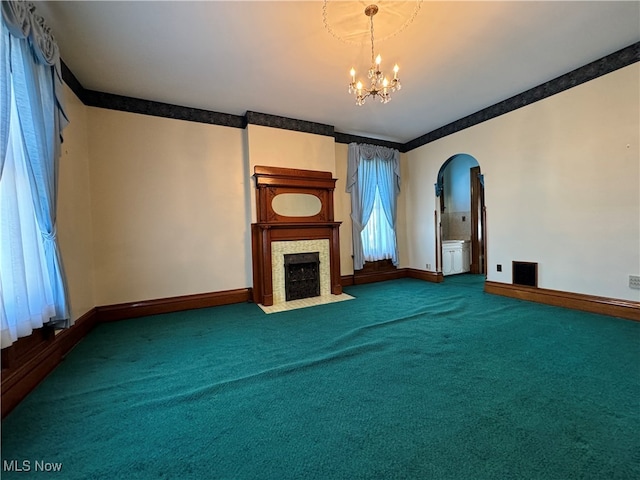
[348,4,401,106]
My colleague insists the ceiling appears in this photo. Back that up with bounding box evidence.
[37,1,639,144]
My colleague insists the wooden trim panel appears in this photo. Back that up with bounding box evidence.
[1,309,99,418]
[253,166,338,225]
[1,348,61,419]
[96,288,252,323]
[252,223,342,305]
[407,268,444,283]
[341,268,444,286]
[340,275,355,287]
[1,288,252,418]
[251,166,342,306]
[485,281,640,321]
[353,269,407,285]
[1,325,54,370]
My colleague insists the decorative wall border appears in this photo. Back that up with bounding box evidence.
[61,41,639,152]
[61,61,246,129]
[334,132,405,152]
[60,61,90,104]
[246,111,334,137]
[404,42,640,151]
[86,91,247,128]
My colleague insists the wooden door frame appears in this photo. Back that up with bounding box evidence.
[470,166,485,274]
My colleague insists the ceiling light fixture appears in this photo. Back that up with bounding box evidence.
[348,4,400,106]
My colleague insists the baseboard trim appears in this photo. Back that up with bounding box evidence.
[406,268,444,283]
[95,288,252,323]
[484,281,640,321]
[2,288,252,419]
[342,268,444,286]
[352,269,407,285]
[341,275,355,286]
[1,308,99,418]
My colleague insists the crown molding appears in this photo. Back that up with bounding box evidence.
[245,111,334,137]
[403,42,639,152]
[60,61,91,105]
[61,41,639,152]
[334,132,406,152]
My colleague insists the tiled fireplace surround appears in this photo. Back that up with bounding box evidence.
[272,239,330,304]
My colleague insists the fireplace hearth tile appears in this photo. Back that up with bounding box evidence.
[257,293,354,314]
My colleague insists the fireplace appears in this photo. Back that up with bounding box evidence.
[251,166,342,306]
[271,239,330,304]
[284,252,320,301]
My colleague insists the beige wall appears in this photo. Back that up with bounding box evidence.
[56,64,638,309]
[57,85,95,320]
[88,109,250,305]
[247,124,358,276]
[58,107,356,309]
[246,124,336,174]
[246,124,336,222]
[334,143,353,276]
[397,153,409,268]
[405,64,640,301]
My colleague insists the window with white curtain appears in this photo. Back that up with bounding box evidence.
[1,3,70,348]
[361,187,397,262]
[0,84,57,346]
[346,143,400,271]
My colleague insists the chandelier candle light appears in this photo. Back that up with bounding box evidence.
[348,4,401,105]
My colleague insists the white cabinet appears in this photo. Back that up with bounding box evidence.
[442,240,470,276]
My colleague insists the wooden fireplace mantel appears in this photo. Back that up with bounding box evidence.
[251,166,342,306]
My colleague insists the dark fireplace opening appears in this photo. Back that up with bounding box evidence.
[284,252,320,301]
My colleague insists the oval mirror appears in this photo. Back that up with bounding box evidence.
[272,193,322,217]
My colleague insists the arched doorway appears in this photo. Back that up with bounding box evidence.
[435,154,485,277]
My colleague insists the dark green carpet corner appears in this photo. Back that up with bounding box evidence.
[2,275,639,479]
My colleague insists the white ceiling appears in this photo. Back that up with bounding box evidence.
[37,1,640,144]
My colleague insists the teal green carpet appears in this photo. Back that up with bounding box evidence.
[2,276,639,479]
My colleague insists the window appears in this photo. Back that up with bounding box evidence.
[361,187,397,262]
[1,8,70,348]
[346,143,400,271]
[1,84,57,346]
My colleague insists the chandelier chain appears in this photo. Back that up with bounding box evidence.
[370,14,375,65]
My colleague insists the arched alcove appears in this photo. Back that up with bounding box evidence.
[435,154,485,276]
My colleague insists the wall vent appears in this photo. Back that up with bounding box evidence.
[513,261,538,287]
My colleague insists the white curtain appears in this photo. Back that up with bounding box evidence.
[361,187,397,263]
[1,88,56,347]
[346,143,401,270]
[1,1,69,348]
